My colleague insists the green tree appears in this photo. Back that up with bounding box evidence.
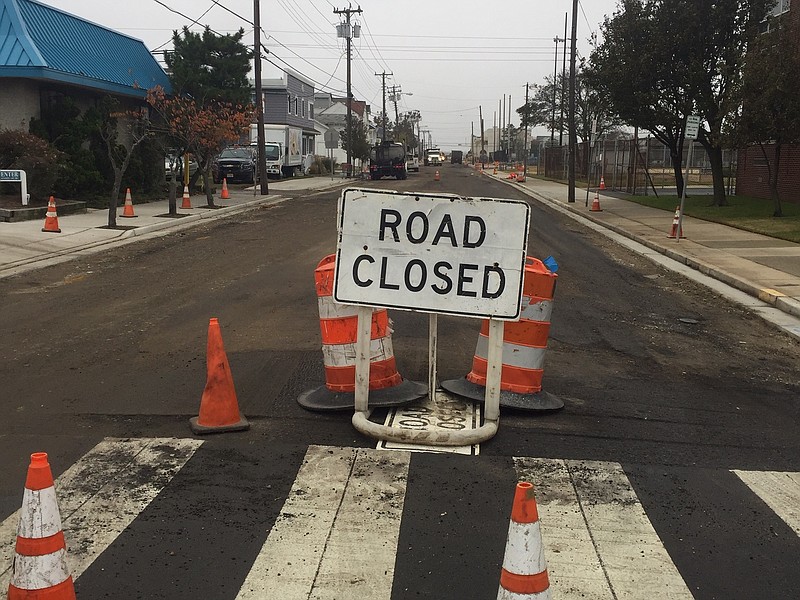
[731,15,800,216]
[341,119,371,166]
[587,0,772,204]
[166,26,252,106]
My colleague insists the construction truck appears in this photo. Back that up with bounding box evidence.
[450,150,463,164]
[370,141,407,180]
[425,148,442,166]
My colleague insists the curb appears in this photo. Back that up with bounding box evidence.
[491,174,800,322]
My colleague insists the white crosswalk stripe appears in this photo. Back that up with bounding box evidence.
[0,437,202,591]
[514,457,693,599]
[733,470,800,536]
[2,438,799,598]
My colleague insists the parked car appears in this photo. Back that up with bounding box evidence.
[212,147,256,184]
[164,152,199,182]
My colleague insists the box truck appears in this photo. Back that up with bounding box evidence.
[250,124,304,178]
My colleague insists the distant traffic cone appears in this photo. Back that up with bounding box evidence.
[41,196,61,233]
[590,190,603,212]
[7,452,76,600]
[493,167,497,175]
[497,482,551,600]
[120,187,137,218]
[181,185,192,209]
[517,171,526,183]
[668,206,685,239]
[221,177,230,200]
[190,318,250,434]
[599,175,606,190]
[434,170,441,181]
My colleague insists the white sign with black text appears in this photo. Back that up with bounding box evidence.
[334,188,530,319]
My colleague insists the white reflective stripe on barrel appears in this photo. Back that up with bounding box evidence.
[322,337,393,367]
[519,298,553,322]
[10,548,70,590]
[18,487,62,539]
[475,336,546,370]
[318,295,361,319]
[501,521,547,575]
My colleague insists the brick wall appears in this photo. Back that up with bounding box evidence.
[735,5,800,204]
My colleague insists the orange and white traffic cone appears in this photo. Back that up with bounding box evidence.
[599,175,606,190]
[221,178,230,200]
[590,190,603,212]
[120,187,137,218]
[497,482,551,600]
[493,167,498,175]
[517,171,526,183]
[190,318,250,434]
[297,254,426,411]
[181,185,192,210]
[7,452,76,600]
[434,170,441,181]
[668,206,685,239]
[41,196,61,233]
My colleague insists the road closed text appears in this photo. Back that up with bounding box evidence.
[352,209,505,298]
[335,190,530,318]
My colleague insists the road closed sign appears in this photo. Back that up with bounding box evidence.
[334,188,530,319]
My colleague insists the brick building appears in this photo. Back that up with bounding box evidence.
[736,0,800,204]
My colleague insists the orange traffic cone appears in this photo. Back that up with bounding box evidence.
[221,177,230,200]
[517,171,526,183]
[120,187,137,218]
[599,175,606,190]
[7,453,76,600]
[41,196,61,233]
[497,482,551,600]
[493,167,497,175]
[297,255,426,411]
[590,190,603,212]
[190,318,250,434]
[668,206,685,239]
[181,185,192,209]
[434,170,441,181]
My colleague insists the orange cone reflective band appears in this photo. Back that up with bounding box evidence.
[8,453,76,600]
[41,196,61,233]
[297,254,426,411]
[668,206,685,239]
[221,178,230,200]
[441,256,563,411]
[120,187,137,218]
[590,191,602,212]
[599,175,606,190]
[181,185,192,209]
[189,318,249,434]
[497,482,551,600]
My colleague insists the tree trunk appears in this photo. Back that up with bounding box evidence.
[168,177,177,215]
[770,142,783,217]
[699,141,728,206]
[203,169,216,208]
[108,168,122,228]
[670,146,684,197]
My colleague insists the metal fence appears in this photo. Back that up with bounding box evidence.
[537,137,737,195]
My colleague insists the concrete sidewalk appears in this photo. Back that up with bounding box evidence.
[0,176,348,279]
[482,168,800,326]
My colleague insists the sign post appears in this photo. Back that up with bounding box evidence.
[335,188,530,445]
[0,170,29,205]
[678,115,701,242]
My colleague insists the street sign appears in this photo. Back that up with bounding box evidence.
[324,129,339,149]
[334,188,530,319]
[685,115,701,140]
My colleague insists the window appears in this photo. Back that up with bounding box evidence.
[295,97,299,115]
[287,94,292,114]
[309,103,314,120]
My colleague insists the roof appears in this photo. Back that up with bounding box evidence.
[0,0,170,97]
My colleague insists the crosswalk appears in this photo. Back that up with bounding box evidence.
[1,437,799,598]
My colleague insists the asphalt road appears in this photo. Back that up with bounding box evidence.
[1,163,799,599]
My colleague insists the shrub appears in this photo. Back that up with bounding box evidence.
[0,129,64,201]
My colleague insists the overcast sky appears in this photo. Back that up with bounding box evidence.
[44,0,621,151]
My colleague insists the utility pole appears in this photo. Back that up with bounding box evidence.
[334,5,362,177]
[551,36,561,146]
[375,71,391,141]
[560,12,567,146]
[253,0,267,194]
[388,84,402,126]
[479,105,485,166]
[523,83,529,178]
[568,0,578,202]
